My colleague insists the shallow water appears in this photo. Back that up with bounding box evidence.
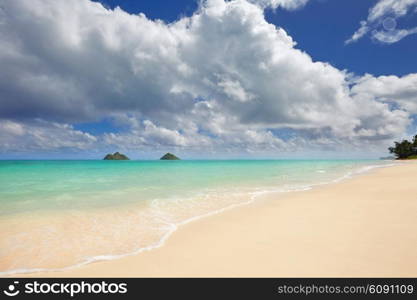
[0,159,395,275]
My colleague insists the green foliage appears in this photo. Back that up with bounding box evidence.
[103,152,130,160]
[160,153,180,160]
[389,136,417,159]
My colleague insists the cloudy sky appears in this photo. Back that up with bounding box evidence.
[0,0,416,159]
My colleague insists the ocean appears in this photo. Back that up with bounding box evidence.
[0,159,396,275]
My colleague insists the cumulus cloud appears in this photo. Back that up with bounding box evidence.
[0,119,97,152]
[352,74,417,114]
[248,0,309,10]
[346,0,417,44]
[0,0,415,156]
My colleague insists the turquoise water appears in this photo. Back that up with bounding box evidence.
[0,159,395,274]
[0,159,392,215]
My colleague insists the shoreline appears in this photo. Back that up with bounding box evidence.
[1,160,393,277]
[12,160,417,277]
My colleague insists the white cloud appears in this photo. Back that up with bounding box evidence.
[248,0,309,10]
[0,0,415,156]
[0,119,97,152]
[346,0,417,44]
[371,26,417,43]
[217,76,255,102]
[352,74,417,114]
[368,0,416,21]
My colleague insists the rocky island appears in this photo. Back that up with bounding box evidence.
[103,152,130,160]
[160,153,180,160]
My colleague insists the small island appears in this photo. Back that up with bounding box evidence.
[388,134,417,159]
[103,152,130,160]
[160,153,180,160]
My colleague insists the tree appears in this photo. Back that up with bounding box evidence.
[389,139,415,159]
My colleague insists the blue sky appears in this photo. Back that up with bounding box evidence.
[1,0,416,159]
[95,0,199,22]
[268,0,417,76]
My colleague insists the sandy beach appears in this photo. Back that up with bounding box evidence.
[19,161,417,277]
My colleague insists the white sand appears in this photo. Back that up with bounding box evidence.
[19,162,417,277]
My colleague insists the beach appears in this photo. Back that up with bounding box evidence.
[19,161,417,278]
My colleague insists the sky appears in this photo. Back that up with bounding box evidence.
[0,0,416,159]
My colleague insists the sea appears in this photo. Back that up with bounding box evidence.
[0,159,397,275]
